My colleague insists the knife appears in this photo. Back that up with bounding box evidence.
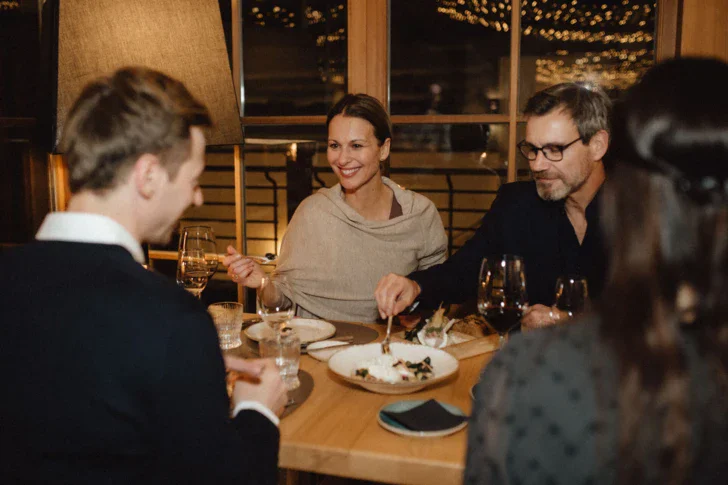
[302,336,354,353]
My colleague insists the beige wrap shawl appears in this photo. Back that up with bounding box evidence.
[275,177,447,323]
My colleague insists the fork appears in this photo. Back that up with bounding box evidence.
[381,315,393,355]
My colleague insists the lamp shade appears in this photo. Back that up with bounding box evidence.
[45,0,242,151]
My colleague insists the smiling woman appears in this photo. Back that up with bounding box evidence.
[328,116,388,196]
[326,94,393,220]
[224,94,448,322]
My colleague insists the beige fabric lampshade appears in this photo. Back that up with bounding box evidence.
[53,0,242,150]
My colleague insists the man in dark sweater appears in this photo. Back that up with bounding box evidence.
[0,67,286,484]
[376,82,611,329]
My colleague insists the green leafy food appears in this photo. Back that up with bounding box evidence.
[424,326,445,335]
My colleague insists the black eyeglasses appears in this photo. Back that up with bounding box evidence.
[517,137,583,162]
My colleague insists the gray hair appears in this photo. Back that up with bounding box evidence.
[524,81,612,141]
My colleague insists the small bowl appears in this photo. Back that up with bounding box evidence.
[378,400,468,437]
[328,342,459,395]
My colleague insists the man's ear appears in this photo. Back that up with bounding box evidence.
[132,153,165,199]
[589,129,609,162]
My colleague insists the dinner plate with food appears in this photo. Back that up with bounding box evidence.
[244,318,336,345]
[394,308,500,359]
[327,342,459,394]
[401,307,489,346]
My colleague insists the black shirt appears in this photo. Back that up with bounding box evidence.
[410,181,607,308]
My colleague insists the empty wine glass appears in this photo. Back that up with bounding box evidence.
[477,255,528,348]
[554,275,589,317]
[257,274,295,332]
[177,249,210,299]
[257,274,300,392]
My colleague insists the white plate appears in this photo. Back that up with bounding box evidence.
[244,318,336,345]
[328,342,459,395]
[378,400,468,438]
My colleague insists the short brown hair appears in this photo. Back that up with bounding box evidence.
[60,67,212,193]
[524,81,611,142]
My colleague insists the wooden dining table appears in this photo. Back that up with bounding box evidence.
[236,314,496,485]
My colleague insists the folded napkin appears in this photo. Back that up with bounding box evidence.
[381,399,467,432]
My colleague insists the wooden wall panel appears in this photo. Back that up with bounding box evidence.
[680,0,728,61]
[656,0,680,61]
[347,0,388,104]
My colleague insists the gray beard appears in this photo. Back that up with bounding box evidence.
[535,180,570,201]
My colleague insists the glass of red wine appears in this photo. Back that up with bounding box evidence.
[554,275,588,317]
[477,255,528,348]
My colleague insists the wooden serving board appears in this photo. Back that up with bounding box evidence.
[392,330,500,360]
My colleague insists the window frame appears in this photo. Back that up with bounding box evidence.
[235,0,674,183]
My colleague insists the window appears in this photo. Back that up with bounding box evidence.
[242,0,348,116]
[153,0,665,305]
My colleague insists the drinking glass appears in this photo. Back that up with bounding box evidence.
[179,225,219,277]
[554,275,589,317]
[208,302,244,349]
[477,255,528,348]
[259,326,301,391]
[177,249,210,299]
[257,274,299,392]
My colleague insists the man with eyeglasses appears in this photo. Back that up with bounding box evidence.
[376,82,610,329]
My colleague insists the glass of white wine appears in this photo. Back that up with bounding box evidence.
[177,248,211,299]
[179,225,218,276]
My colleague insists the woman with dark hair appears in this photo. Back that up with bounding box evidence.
[224,94,447,322]
[464,57,728,484]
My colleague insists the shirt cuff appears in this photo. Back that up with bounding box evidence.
[232,401,280,427]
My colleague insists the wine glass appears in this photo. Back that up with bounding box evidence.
[179,225,218,277]
[256,274,300,392]
[178,226,218,297]
[477,255,528,348]
[554,275,589,317]
[257,273,295,332]
[177,248,211,299]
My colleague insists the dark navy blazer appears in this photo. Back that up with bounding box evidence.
[411,181,607,309]
[0,242,279,485]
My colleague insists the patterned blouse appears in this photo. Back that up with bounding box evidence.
[464,317,728,485]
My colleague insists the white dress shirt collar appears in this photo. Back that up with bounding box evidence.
[36,212,146,264]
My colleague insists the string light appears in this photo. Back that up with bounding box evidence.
[246,3,347,85]
[0,0,19,10]
[247,3,297,28]
[535,48,653,89]
[438,0,655,90]
[437,0,656,45]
